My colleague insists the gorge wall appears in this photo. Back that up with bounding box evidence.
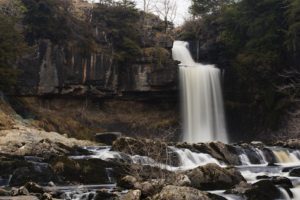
[7,0,180,140]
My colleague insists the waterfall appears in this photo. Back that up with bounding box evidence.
[172,41,228,143]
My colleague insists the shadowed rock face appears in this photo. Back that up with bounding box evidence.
[16,39,178,99]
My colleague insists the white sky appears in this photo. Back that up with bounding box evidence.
[134,0,192,26]
[88,0,191,26]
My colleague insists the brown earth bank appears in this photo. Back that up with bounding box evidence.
[7,96,180,141]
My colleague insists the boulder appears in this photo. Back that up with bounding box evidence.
[95,189,119,200]
[41,193,52,200]
[151,185,226,200]
[0,196,39,200]
[118,175,138,189]
[0,188,10,196]
[289,167,300,177]
[270,176,293,188]
[24,182,45,194]
[121,190,141,200]
[184,163,245,190]
[172,174,191,187]
[226,180,281,200]
[95,132,122,145]
[118,175,164,197]
[50,156,125,184]
[9,164,57,186]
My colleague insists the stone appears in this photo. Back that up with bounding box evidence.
[226,180,281,200]
[289,167,300,177]
[151,185,226,200]
[0,196,39,200]
[118,175,138,189]
[172,174,191,187]
[95,132,122,145]
[0,188,10,196]
[24,182,45,194]
[118,175,164,197]
[184,163,245,190]
[41,193,52,200]
[120,190,141,200]
[95,189,119,200]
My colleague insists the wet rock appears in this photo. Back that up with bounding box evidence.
[184,163,245,190]
[226,180,281,200]
[289,167,300,177]
[50,156,124,184]
[95,132,122,145]
[118,175,164,197]
[9,164,57,186]
[41,193,52,200]
[0,188,10,196]
[24,182,44,194]
[270,176,293,188]
[112,137,179,166]
[151,185,226,200]
[0,196,39,200]
[272,139,300,149]
[121,190,141,200]
[172,174,191,187]
[11,186,30,196]
[118,175,138,189]
[95,189,119,200]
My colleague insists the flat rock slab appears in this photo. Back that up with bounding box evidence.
[0,196,39,200]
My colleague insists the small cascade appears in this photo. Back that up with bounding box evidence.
[62,191,96,200]
[291,188,300,200]
[170,147,221,169]
[71,146,222,171]
[272,149,300,164]
[279,187,292,200]
[172,41,228,143]
[105,168,115,184]
[252,148,268,164]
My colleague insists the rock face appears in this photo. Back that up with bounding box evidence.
[184,164,245,190]
[151,185,226,200]
[17,39,178,98]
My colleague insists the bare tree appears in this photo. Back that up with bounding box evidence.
[154,0,177,32]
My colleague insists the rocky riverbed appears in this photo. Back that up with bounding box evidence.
[2,99,300,200]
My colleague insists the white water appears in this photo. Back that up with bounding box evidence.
[172,41,228,143]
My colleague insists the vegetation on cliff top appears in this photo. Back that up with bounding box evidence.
[179,0,300,136]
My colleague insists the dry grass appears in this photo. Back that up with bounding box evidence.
[14,97,180,141]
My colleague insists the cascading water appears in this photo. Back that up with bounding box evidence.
[172,41,228,143]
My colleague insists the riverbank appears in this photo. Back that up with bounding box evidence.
[2,98,300,200]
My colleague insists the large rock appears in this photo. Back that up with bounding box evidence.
[121,190,141,200]
[184,163,245,190]
[95,132,122,145]
[226,180,281,200]
[289,167,300,177]
[50,156,125,184]
[118,175,164,197]
[151,185,226,200]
